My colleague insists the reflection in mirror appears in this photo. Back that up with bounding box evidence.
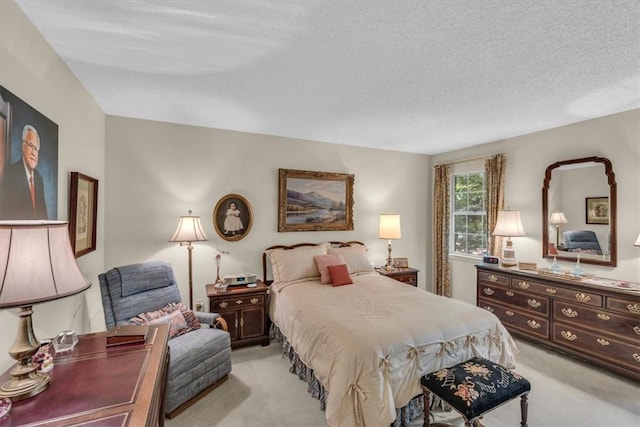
[542,156,617,267]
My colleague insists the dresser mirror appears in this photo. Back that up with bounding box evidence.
[542,156,617,266]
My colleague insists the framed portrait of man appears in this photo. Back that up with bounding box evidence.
[0,85,58,220]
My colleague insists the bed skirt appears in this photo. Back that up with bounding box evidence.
[270,324,424,426]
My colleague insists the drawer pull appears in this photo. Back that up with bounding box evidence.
[575,293,591,303]
[240,318,244,327]
[561,308,578,318]
[506,291,515,297]
[517,281,530,289]
[483,306,494,313]
[235,319,238,328]
[250,298,259,304]
[483,288,495,296]
[545,288,557,294]
[597,313,610,321]
[561,331,577,341]
[633,326,640,336]
[627,303,640,314]
[527,320,541,329]
[527,299,541,308]
[634,354,640,363]
[596,338,609,346]
[219,302,228,309]
[505,310,514,316]
[487,274,498,282]
[236,299,243,305]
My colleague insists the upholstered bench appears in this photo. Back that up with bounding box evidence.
[421,357,531,427]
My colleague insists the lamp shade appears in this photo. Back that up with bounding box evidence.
[549,212,569,225]
[169,211,208,243]
[379,214,401,240]
[492,210,526,238]
[635,232,640,247]
[0,221,91,309]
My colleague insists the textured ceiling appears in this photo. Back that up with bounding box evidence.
[14,0,640,154]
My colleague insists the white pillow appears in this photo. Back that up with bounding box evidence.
[269,245,327,283]
[327,245,374,275]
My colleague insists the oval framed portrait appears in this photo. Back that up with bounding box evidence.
[213,194,253,241]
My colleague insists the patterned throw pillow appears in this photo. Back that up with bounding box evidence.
[129,302,200,338]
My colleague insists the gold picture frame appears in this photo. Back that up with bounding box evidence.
[278,168,354,232]
[393,257,408,268]
[69,172,98,258]
[213,194,253,241]
[585,197,609,225]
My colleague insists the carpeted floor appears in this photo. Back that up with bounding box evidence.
[166,338,639,426]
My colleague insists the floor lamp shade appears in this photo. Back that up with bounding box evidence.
[492,210,526,267]
[0,220,91,401]
[379,214,401,269]
[169,211,208,309]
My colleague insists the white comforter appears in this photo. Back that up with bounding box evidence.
[269,272,518,427]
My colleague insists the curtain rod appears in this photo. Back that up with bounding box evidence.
[433,153,501,168]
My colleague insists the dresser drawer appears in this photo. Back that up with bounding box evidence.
[480,284,549,316]
[549,286,603,307]
[214,294,265,310]
[511,277,561,297]
[553,301,640,344]
[552,322,640,374]
[479,298,549,339]
[606,296,640,318]
[478,271,509,287]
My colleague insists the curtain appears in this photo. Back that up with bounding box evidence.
[433,164,451,297]
[485,154,506,257]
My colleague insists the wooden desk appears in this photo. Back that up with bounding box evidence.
[0,324,170,426]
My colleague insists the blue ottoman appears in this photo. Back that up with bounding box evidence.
[421,357,530,427]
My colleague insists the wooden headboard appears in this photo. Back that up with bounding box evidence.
[261,241,364,285]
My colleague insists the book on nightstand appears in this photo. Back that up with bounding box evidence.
[106,325,149,347]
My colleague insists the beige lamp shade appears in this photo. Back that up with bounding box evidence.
[0,220,91,308]
[635,232,640,247]
[549,212,569,225]
[169,210,208,243]
[492,210,526,237]
[378,214,401,240]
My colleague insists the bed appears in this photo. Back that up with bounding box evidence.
[263,242,518,427]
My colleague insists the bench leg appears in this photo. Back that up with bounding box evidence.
[520,393,529,427]
[422,386,431,427]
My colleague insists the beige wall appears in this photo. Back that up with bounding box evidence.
[104,116,432,313]
[433,109,640,305]
[0,0,106,372]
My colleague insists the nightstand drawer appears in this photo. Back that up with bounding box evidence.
[214,294,264,310]
[391,273,417,285]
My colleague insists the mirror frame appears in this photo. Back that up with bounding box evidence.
[542,156,617,267]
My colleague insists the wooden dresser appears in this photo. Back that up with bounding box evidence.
[476,264,640,381]
[0,323,170,426]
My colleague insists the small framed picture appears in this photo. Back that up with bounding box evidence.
[393,257,408,268]
[213,194,253,241]
[69,172,98,258]
[585,197,609,225]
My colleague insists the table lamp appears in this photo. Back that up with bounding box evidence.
[634,232,640,247]
[169,210,208,309]
[379,214,401,270]
[492,209,526,267]
[549,212,568,249]
[0,221,91,401]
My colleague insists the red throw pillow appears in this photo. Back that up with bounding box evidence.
[328,264,353,286]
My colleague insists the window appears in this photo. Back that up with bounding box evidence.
[451,172,487,256]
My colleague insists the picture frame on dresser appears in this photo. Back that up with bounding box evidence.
[69,171,98,258]
[393,257,409,268]
[278,168,354,232]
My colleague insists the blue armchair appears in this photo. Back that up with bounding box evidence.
[99,261,232,418]
[563,230,603,254]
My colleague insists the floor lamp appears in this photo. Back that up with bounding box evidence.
[379,214,401,270]
[549,212,568,249]
[170,210,208,309]
[0,221,91,401]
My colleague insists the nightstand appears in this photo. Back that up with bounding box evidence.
[375,267,419,287]
[206,280,269,348]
